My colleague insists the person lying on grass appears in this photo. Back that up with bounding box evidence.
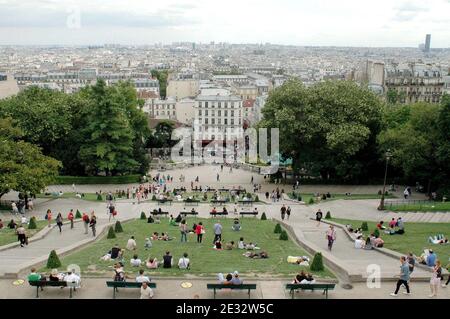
[428,235,449,245]
[225,241,235,250]
[243,251,268,259]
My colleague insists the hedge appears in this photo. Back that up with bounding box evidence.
[54,175,141,185]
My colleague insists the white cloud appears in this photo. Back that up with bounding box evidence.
[0,0,448,46]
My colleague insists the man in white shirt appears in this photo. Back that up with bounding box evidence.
[178,253,190,269]
[354,236,365,249]
[136,269,151,283]
[130,254,142,267]
[126,236,137,251]
[65,270,81,289]
[140,282,154,299]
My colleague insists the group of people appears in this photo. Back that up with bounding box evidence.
[377,217,405,235]
[28,267,81,289]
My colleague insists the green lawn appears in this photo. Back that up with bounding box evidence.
[330,218,450,264]
[50,218,334,279]
[289,193,396,204]
[0,220,49,247]
[388,201,450,212]
[36,192,103,202]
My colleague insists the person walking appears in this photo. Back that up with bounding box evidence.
[195,222,204,243]
[179,220,188,243]
[429,260,443,298]
[89,213,97,237]
[286,206,291,220]
[45,209,52,228]
[280,205,287,220]
[390,256,411,297]
[213,221,222,243]
[56,213,63,234]
[67,209,74,229]
[82,213,90,234]
[325,225,337,251]
[108,203,115,222]
[216,173,220,182]
[316,209,323,227]
[16,224,27,247]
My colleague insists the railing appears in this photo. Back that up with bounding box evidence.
[385,199,435,209]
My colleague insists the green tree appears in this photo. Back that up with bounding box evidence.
[378,103,442,193]
[107,226,116,239]
[151,70,169,99]
[0,118,60,199]
[259,80,383,182]
[310,252,324,271]
[46,250,62,268]
[78,80,138,175]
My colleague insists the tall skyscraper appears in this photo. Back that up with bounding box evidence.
[425,34,431,52]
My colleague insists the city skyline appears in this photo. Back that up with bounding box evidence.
[0,0,449,47]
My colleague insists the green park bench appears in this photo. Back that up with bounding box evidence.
[184,200,200,206]
[210,211,228,217]
[206,283,257,299]
[106,281,157,299]
[180,211,199,217]
[285,283,335,299]
[157,199,173,206]
[151,211,169,217]
[239,211,258,217]
[29,280,76,298]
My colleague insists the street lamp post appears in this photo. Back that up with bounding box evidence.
[378,150,392,211]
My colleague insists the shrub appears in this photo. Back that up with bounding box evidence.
[378,190,382,195]
[75,210,82,219]
[361,222,369,231]
[140,212,146,220]
[114,221,123,233]
[261,212,267,220]
[325,211,331,219]
[97,194,103,201]
[374,228,380,238]
[310,252,324,271]
[279,230,289,241]
[107,226,116,239]
[308,198,315,205]
[54,175,141,185]
[297,195,302,201]
[28,216,37,229]
[46,250,62,269]
[274,223,282,234]
[255,195,259,202]
[152,195,157,201]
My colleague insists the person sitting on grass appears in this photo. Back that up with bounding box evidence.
[232,219,241,231]
[163,251,173,268]
[169,215,178,226]
[396,217,405,234]
[244,251,269,259]
[388,218,396,230]
[178,253,190,270]
[218,273,234,285]
[225,241,235,250]
[151,232,159,240]
[376,221,386,230]
[136,269,151,283]
[214,240,223,250]
[126,236,137,251]
[144,238,152,250]
[175,214,183,223]
[146,258,159,269]
[7,219,17,229]
[238,237,246,249]
[147,215,154,224]
[223,207,228,214]
[130,254,142,267]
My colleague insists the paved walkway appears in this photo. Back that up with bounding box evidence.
[0,278,448,299]
[0,165,447,286]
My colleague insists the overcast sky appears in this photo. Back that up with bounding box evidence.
[0,0,449,47]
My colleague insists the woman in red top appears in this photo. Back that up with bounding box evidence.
[67,209,74,229]
[46,209,52,228]
[195,222,204,243]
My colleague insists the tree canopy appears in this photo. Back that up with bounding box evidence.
[0,118,60,198]
[259,79,383,181]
